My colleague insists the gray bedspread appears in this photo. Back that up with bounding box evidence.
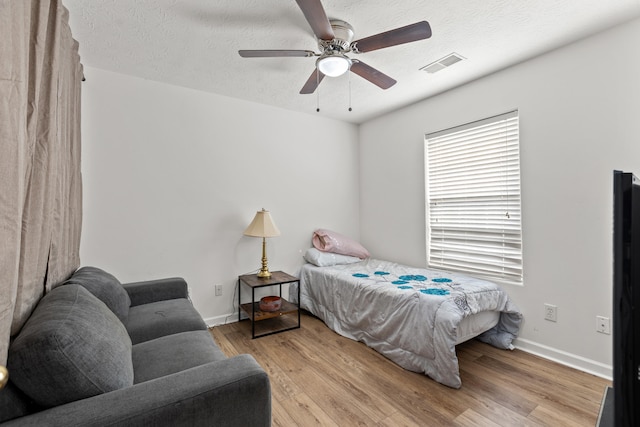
[291,258,522,388]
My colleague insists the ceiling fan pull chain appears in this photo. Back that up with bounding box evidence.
[348,71,352,112]
[316,71,320,112]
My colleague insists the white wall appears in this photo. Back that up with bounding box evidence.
[359,17,640,377]
[80,67,359,325]
[81,17,640,378]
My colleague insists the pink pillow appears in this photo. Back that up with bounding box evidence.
[312,229,370,259]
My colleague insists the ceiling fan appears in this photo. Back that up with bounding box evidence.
[238,0,432,94]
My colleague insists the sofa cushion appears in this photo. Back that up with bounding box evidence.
[125,298,207,344]
[132,330,226,383]
[7,285,134,408]
[0,382,38,423]
[65,266,131,322]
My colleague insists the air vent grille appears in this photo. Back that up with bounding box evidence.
[421,53,465,74]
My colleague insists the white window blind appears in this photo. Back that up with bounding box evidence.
[425,110,523,286]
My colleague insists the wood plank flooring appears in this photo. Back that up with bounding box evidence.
[210,311,610,426]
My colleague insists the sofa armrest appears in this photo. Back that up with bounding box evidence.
[3,355,271,427]
[122,277,189,306]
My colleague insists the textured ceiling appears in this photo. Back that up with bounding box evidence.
[64,0,640,124]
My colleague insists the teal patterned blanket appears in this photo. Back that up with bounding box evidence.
[291,258,522,388]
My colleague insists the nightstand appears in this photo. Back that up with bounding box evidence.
[238,271,300,338]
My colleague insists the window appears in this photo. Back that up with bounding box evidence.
[425,111,523,286]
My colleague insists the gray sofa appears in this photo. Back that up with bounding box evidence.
[0,267,271,426]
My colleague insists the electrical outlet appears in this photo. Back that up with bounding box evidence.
[214,284,223,296]
[544,303,557,322]
[596,316,611,334]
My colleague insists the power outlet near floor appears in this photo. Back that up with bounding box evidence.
[596,316,611,334]
[544,303,557,322]
[214,284,223,296]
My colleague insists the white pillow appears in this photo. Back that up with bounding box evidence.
[303,248,362,267]
[312,229,370,259]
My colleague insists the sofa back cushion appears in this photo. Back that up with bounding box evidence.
[7,285,134,408]
[65,266,131,321]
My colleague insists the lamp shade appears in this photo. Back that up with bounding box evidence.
[243,209,280,238]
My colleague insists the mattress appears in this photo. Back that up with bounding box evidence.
[455,309,500,345]
[291,258,522,388]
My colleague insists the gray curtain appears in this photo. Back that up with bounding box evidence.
[0,0,83,365]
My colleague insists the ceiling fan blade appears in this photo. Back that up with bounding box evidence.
[239,50,316,58]
[350,60,396,89]
[351,21,432,53]
[300,69,325,94]
[295,0,335,40]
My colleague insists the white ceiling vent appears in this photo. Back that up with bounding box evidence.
[420,53,465,74]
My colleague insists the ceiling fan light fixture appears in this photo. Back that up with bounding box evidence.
[316,53,351,77]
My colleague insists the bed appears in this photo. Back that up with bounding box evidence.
[290,257,522,388]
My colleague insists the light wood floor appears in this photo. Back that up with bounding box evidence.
[210,311,611,426]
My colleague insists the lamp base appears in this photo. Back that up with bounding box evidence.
[257,269,272,279]
[257,237,272,278]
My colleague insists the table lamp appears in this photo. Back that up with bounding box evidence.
[244,209,280,278]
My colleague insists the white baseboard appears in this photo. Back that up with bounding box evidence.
[204,312,245,328]
[514,338,612,381]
